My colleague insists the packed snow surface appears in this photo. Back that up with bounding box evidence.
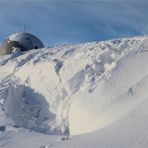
[0,36,148,147]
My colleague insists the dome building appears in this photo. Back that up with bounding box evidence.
[0,32,44,55]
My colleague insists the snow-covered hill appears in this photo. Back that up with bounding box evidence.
[0,36,148,147]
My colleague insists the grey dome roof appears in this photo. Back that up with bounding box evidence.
[0,32,44,55]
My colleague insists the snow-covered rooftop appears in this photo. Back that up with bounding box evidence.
[7,32,44,48]
[0,32,44,55]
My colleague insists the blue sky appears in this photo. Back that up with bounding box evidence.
[0,1,148,45]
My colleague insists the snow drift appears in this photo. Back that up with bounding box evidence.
[0,36,148,137]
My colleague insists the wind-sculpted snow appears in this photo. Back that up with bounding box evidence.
[0,36,148,139]
[4,84,56,134]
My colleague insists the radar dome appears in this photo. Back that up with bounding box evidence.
[0,32,44,55]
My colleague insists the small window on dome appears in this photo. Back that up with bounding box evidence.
[35,46,38,49]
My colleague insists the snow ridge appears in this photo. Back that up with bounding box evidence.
[0,36,148,137]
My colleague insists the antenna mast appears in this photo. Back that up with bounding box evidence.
[23,24,26,33]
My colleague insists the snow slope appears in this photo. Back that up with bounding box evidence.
[0,36,148,147]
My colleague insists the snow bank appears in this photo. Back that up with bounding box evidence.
[0,36,148,137]
[4,84,55,134]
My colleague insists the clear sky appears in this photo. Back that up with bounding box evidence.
[0,1,148,46]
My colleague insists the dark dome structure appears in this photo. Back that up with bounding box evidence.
[0,32,44,55]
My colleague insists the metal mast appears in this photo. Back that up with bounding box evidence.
[23,24,26,33]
